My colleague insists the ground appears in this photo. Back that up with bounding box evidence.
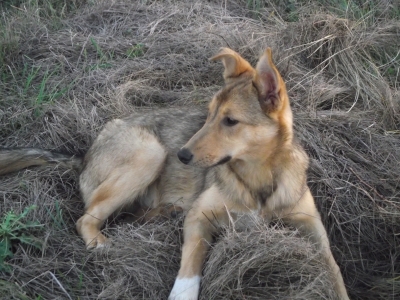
[0,0,399,299]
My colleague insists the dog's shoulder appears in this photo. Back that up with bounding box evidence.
[289,137,309,166]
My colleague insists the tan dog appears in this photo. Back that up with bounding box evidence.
[0,48,349,300]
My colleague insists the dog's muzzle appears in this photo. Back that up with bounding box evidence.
[177,148,193,164]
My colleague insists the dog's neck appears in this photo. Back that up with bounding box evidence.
[211,159,279,210]
[229,159,274,191]
[229,137,292,187]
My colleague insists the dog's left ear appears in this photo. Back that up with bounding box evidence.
[210,48,254,82]
[253,48,285,114]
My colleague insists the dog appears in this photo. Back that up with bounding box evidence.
[0,48,349,300]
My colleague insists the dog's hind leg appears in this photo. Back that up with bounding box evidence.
[76,169,157,248]
[76,127,167,249]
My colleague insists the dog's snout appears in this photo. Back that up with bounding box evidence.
[177,148,193,164]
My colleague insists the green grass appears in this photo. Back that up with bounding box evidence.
[0,0,86,92]
[0,205,43,272]
[0,279,30,300]
[22,63,41,95]
[126,43,145,58]
[246,0,262,12]
[46,201,67,230]
[0,0,87,17]
[32,67,73,116]
[89,37,113,70]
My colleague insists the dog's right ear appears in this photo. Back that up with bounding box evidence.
[210,48,254,82]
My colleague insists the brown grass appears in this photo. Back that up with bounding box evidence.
[0,0,399,299]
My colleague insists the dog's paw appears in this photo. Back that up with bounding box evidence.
[168,205,183,219]
[86,233,111,250]
[168,276,200,300]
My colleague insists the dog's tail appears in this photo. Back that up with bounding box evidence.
[0,148,83,176]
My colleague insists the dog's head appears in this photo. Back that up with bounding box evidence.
[177,48,293,168]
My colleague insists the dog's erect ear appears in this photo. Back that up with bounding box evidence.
[253,48,284,114]
[210,48,254,82]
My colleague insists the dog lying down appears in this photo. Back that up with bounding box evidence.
[0,48,349,300]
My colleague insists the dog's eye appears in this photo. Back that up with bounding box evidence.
[223,117,239,126]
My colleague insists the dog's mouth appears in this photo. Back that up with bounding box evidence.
[213,155,232,167]
[178,147,232,168]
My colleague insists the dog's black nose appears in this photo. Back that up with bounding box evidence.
[177,148,193,164]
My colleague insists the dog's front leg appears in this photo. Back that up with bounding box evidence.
[168,214,210,300]
[169,186,228,300]
[284,188,350,300]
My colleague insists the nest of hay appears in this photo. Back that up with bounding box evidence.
[0,0,399,299]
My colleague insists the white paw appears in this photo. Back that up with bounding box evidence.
[168,276,201,300]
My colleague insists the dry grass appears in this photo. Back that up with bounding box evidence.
[0,0,399,299]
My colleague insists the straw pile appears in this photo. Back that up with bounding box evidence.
[0,1,399,299]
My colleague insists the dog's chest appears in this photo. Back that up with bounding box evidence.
[212,166,277,211]
[253,185,276,207]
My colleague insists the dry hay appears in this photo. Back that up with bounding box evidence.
[0,0,399,299]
